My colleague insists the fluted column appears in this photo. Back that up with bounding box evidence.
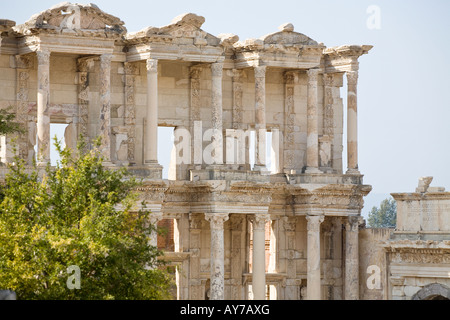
[252,213,270,300]
[36,49,51,166]
[345,216,362,299]
[346,70,359,174]
[145,58,159,165]
[305,69,321,174]
[306,215,324,300]
[204,212,229,300]
[210,62,223,165]
[254,65,266,170]
[99,53,112,163]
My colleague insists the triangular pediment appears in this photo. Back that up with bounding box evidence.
[126,13,220,46]
[14,2,126,36]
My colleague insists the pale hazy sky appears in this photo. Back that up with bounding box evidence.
[3,0,450,216]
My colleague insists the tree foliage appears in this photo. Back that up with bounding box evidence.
[367,197,397,228]
[0,138,172,300]
[0,107,23,135]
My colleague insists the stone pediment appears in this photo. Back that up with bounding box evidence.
[126,13,221,47]
[261,23,318,46]
[13,2,126,37]
[234,23,321,53]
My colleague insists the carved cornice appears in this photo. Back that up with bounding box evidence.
[383,239,450,253]
[323,45,373,58]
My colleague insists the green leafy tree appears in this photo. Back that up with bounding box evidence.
[367,197,397,228]
[0,107,23,135]
[0,138,172,300]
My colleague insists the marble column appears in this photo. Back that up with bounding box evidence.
[252,213,270,300]
[346,70,359,174]
[254,65,267,170]
[305,69,321,174]
[145,58,159,165]
[306,215,324,300]
[210,62,223,165]
[345,216,362,300]
[99,53,112,163]
[204,212,229,300]
[36,49,51,166]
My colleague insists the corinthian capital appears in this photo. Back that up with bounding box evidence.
[148,212,163,225]
[146,58,158,73]
[205,212,229,230]
[306,68,319,83]
[323,73,334,87]
[252,213,270,231]
[346,216,364,232]
[346,70,358,86]
[211,62,223,77]
[306,215,324,232]
[254,65,267,78]
[36,49,51,66]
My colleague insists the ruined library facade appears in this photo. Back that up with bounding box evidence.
[1,3,449,300]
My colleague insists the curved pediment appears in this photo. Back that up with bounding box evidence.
[260,23,318,46]
[14,2,126,36]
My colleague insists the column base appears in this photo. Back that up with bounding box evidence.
[37,160,50,167]
[305,167,322,174]
[345,168,360,175]
[102,160,115,167]
[253,164,269,173]
[129,163,163,179]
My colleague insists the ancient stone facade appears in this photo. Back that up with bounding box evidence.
[0,3,378,300]
[359,177,450,300]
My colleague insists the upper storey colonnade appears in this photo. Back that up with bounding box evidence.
[0,3,372,178]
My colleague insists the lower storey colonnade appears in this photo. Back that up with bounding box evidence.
[158,211,363,300]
